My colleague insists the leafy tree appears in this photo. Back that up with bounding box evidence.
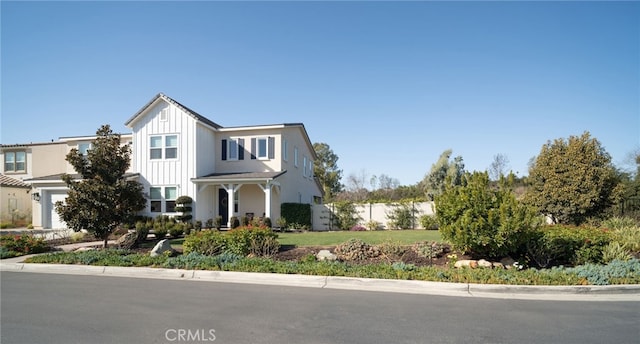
[421,149,465,201]
[313,142,343,201]
[525,131,619,225]
[55,125,146,248]
[436,172,540,258]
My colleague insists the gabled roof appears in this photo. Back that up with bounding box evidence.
[24,172,140,183]
[0,174,30,188]
[124,93,222,129]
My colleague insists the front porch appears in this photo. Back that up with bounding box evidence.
[192,171,285,228]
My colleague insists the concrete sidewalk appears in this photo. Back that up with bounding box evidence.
[1,242,639,302]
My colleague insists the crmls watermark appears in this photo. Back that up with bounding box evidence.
[165,329,216,342]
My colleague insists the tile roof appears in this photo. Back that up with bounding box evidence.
[0,174,30,188]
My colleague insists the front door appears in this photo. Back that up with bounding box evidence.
[218,189,228,226]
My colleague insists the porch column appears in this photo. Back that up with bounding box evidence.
[221,183,244,228]
[259,181,279,220]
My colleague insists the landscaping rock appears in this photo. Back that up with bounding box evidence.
[477,259,493,268]
[316,249,337,261]
[115,231,137,249]
[500,257,516,270]
[454,259,478,268]
[74,247,96,252]
[492,262,505,269]
[150,239,175,257]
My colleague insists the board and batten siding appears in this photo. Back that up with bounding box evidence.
[131,101,200,216]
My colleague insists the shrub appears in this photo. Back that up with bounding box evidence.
[168,223,185,238]
[386,202,417,229]
[333,201,361,230]
[230,216,240,229]
[602,242,632,263]
[183,230,226,256]
[183,227,279,257]
[602,216,638,230]
[241,216,250,227]
[153,223,168,240]
[71,232,87,243]
[610,226,640,253]
[419,214,439,230]
[565,259,640,285]
[412,241,446,259]
[281,203,312,229]
[0,234,49,255]
[194,220,203,232]
[525,225,611,267]
[350,225,366,231]
[263,217,272,228]
[437,172,541,259]
[335,238,380,261]
[378,240,407,257]
[365,220,380,231]
[135,221,151,244]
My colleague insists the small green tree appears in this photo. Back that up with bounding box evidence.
[333,201,361,230]
[56,125,146,248]
[525,131,619,225]
[386,201,418,229]
[436,172,540,258]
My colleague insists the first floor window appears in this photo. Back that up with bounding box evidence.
[165,187,177,212]
[150,187,162,212]
[4,151,26,173]
[149,186,178,213]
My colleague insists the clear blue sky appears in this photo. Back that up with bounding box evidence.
[2,1,638,186]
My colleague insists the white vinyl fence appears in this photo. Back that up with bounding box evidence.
[311,201,435,231]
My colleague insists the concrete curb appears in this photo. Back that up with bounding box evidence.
[2,261,639,301]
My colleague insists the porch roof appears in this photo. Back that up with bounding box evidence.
[24,172,140,184]
[191,171,286,184]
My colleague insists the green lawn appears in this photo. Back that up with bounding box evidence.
[277,230,442,247]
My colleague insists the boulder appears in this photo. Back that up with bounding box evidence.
[115,231,137,249]
[316,249,337,261]
[477,259,493,268]
[454,259,478,268]
[150,239,175,257]
[500,257,516,270]
[492,262,505,269]
[74,247,96,252]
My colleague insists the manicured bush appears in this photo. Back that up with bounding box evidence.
[175,195,193,222]
[436,172,541,259]
[281,203,312,229]
[135,221,151,243]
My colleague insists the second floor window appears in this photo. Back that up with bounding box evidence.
[4,151,26,173]
[150,135,178,160]
[78,143,92,156]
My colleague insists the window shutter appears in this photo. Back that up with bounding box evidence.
[221,139,227,161]
[238,138,245,160]
[251,138,257,159]
[268,137,275,159]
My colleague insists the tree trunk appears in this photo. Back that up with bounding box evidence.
[103,237,108,249]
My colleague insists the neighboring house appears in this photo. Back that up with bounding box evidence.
[125,93,322,227]
[0,174,31,226]
[4,93,322,229]
[1,135,132,229]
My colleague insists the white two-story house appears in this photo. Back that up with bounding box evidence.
[126,93,322,227]
[9,93,322,229]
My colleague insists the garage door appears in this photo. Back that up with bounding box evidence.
[50,193,68,229]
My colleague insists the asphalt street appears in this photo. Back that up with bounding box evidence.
[2,272,639,344]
